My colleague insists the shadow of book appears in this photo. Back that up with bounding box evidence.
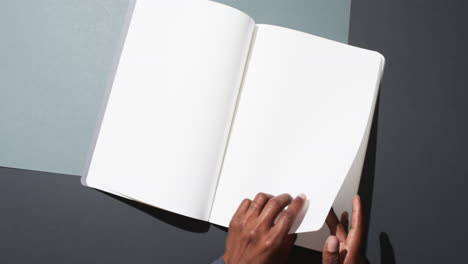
[358,95,381,256]
[100,191,211,233]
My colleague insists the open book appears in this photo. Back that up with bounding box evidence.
[82,0,385,250]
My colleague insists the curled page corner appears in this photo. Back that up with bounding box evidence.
[295,54,386,250]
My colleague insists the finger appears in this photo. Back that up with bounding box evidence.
[322,236,340,264]
[245,192,273,217]
[340,211,349,233]
[229,198,252,229]
[232,198,251,220]
[257,193,293,225]
[325,208,347,242]
[346,195,363,258]
[273,194,306,236]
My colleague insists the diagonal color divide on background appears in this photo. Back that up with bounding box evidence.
[0,0,351,176]
[213,0,350,43]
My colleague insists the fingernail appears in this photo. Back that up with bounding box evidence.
[297,193,307,201]
[327,236,339,253]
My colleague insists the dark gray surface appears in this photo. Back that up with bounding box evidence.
[1,0,468,263]
[0,168,226,263]
[349,0,468,263]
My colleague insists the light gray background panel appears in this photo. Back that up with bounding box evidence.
[214,0,351,42]
[0,0,351,176]
[0,0,133,175]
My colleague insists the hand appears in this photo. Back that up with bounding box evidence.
[223,192,306,264]
[323,195,364,264]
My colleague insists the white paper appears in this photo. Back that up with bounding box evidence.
[210,25,384,233]
[296,54,383,249]
[83,0,255,221]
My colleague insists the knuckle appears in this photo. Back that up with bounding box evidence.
[264,238,274,247]
[228,218,239,229]
[268,198,282,209]
[250,201,261,209]
[248,229,258,238]
[247,223,267,240]
[281,211,295,223]
[263,236,280,249]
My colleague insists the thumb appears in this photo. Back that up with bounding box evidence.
[322,236,340,264]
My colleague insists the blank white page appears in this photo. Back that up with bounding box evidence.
[83,0,255,221]
[210,25,384,232]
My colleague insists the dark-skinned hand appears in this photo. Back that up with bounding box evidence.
[323,195,364,264]
[222,193,365,264]
[223,193,306,264]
